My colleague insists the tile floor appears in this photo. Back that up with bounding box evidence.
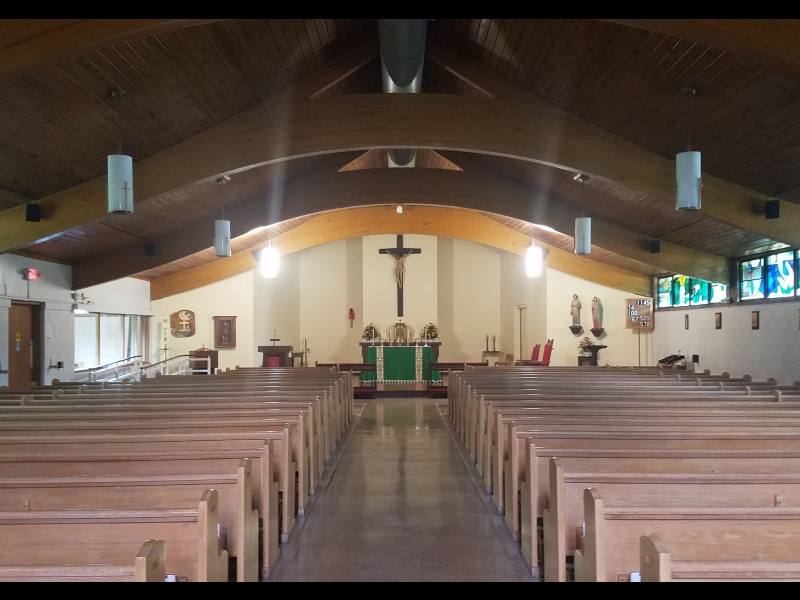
[271,399,533,582]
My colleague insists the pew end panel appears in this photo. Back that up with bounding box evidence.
[640,535,671,582]
[135,538,167,582]
[198,489,229,582]
[574,488,604,582]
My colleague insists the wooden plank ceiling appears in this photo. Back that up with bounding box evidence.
[2,18,799,289]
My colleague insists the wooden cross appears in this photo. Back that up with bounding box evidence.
[379,234,421,317]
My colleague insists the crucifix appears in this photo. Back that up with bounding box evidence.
[379,234,421,317]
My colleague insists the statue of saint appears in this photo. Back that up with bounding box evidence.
[570,294,581,326]
[591,297,602,329]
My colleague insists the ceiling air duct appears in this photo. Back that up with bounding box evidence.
[379,19,427,168]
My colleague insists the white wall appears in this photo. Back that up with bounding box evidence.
[151,270,255,371]
[499,251,548,362]
[653,302,800,385]
[77,278,153,315]
[299,241,352,363]
[449,239,501,362]
[253,251,300,364]
[545,267,651,367]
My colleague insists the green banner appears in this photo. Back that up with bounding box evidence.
[361,345,440,383]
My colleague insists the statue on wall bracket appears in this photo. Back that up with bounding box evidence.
[569,294,583,334]
[590,296,605,337]
[170,309,195,338]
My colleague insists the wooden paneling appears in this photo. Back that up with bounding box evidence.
[5,93,793,257]
[149,205,652,300]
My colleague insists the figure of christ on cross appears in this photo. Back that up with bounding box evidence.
[379,234,422,317]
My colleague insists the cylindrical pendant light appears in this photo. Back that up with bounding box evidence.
[107,154,133,214]
[676,150,701,211]
[214,219,231,258]
[525,243,543,277]
[260,243,279,278]
[574,217,591,255]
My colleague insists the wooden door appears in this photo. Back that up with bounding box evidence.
[8,303,41,390]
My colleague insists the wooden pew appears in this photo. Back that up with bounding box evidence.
[0,539,165,582]
[426,362,488,397]
[640,535,800,582]
[0,489,228,582]
[544,457,800,582]
[0,459,259,582]
[0,441,281,578]
[0,410,307,529]
[574,488,800,582]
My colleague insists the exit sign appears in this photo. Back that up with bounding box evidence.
[25,268,40,280]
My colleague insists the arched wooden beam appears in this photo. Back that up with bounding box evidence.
[0,20,209,83]
[73,169,726,289]
[604,20,800,80]
[148,205,652,300]
[3,93,795,253]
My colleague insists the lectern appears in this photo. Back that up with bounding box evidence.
[258,345,294,367]
[189,348,218,374]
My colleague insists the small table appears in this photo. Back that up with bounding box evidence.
[481,350,502,366]
[577,344,607,366]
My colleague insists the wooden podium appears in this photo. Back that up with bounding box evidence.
[189,348,218,374]
[258,345,294,367]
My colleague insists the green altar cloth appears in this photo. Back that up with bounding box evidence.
[361,345,440,383]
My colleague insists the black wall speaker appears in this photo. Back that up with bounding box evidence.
[25,203,41,222]
[765,199,781,219]
[144,243,155,257]
[649,240,660,253]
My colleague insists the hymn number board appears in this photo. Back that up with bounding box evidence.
[626,298,654,330]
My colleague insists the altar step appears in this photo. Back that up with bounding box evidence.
[355,382,436,399]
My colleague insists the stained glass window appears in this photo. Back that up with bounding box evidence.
[710,283,728,304]
[740,258,765,300]
[657,276,673,308]
[672,275,692,307]
[657,275,727,308]
[690,279,710,305]
[766,251,795,298]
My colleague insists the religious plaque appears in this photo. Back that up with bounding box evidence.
[170,310,195,338]
[625,298,654,330]
[213,316,237,348]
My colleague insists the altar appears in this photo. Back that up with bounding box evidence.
[360,345,441,384]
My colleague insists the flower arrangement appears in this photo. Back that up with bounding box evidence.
[362,323,380,341]
[421,323,439,341]
[577,337,593,353]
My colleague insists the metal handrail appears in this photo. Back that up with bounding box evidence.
[139,355,211,379]
[74,355,143,383]
[74,355,142,375]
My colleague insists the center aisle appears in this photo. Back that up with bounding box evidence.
[272,399,533,582]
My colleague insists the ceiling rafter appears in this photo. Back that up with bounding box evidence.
[149,205,652,300]
[73,168,727,289]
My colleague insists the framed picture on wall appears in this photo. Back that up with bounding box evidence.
[751,311,759,330]
[684,314,689,330]
[213,316,237,348]
[715,312,722,329]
